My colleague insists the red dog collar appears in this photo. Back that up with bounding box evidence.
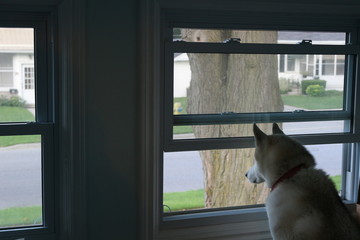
[271,164,305,192]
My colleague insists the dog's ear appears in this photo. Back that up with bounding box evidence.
[272,123,284,135]
[253,123,267,144]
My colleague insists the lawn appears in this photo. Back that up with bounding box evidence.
[0,107,40,147]
[163,189,204,212]
[281,94,343,110]
[0,106,35,122]
[0,206,42,228]
[163,175,341,212]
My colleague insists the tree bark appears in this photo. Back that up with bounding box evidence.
[183,29,283,207]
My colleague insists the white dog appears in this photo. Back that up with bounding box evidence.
[246,123,360,240]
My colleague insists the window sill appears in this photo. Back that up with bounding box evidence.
[157,202,358,240]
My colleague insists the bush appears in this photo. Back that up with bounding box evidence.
[306,84,325,97]
[0,96,26,107]
[301,79,326,94]
[279,78,292,94]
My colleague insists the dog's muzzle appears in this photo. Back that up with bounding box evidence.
[245,162,265,184]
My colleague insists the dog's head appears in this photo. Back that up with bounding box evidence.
[245,123,315,187]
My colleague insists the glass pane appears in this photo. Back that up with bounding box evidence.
[173,121,349,139]
[0,135,42,229]
[174,29,346,45]
[0,28,35,123]
[322,55,335,75]
[174,53,345,115]
[163,143,344,213]
[336,55,345,76]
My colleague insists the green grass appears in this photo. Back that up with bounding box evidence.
[0,106,35,122]
[0,107,40,147]
[331,175,341,191]
[0,206,42,228]
[0,135,41,147]
[281,94,343,110]
[163,175,341,212]
[163,189,204,212]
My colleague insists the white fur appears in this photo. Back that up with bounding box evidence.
[246,123,360,240]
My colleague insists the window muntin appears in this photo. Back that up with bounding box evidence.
[0,135,42,229]
[163,143,345,214]
[0,28,35,123]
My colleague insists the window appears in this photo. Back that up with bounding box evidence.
[165,28,354,214]
[0,13,56,240]
[322,55,335,75]
[0,53,14,88]
[142,3,360,240]
[24,66,35,90]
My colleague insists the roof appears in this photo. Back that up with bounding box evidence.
[0,28,34,52]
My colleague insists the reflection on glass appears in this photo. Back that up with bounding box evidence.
[0,135,42,229]
[0,28,35,123]
[163,144,343,213]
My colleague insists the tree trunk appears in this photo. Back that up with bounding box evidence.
[183,29,283,208]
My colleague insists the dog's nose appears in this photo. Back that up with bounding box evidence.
[245,172,248,177]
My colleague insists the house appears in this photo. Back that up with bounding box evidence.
[0,28,35,106]
[174,31,345,98]
[278,31,345,91]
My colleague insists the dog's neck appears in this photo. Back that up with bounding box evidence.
[271,164,306,192]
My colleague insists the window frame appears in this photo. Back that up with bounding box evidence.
[140,2,360,240]
[0,11,57,240]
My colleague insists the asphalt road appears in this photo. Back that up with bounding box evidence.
[164,144,343,193]
[0,120,346,208]
[0,144,42,210]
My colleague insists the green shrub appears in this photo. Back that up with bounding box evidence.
[301,79,326,94]
[0,96,26,107]
[306,84,325,97]
[279,78,292,94]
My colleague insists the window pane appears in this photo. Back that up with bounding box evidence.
[163,143,344,213]
[0,135,42,229]
[0,28,35,123]
[287,55,296,71]
[336,55,345,76]
[322,55,335,75]
[173,53,345,115]
[174,29,346,45]
[173,121,349,139]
